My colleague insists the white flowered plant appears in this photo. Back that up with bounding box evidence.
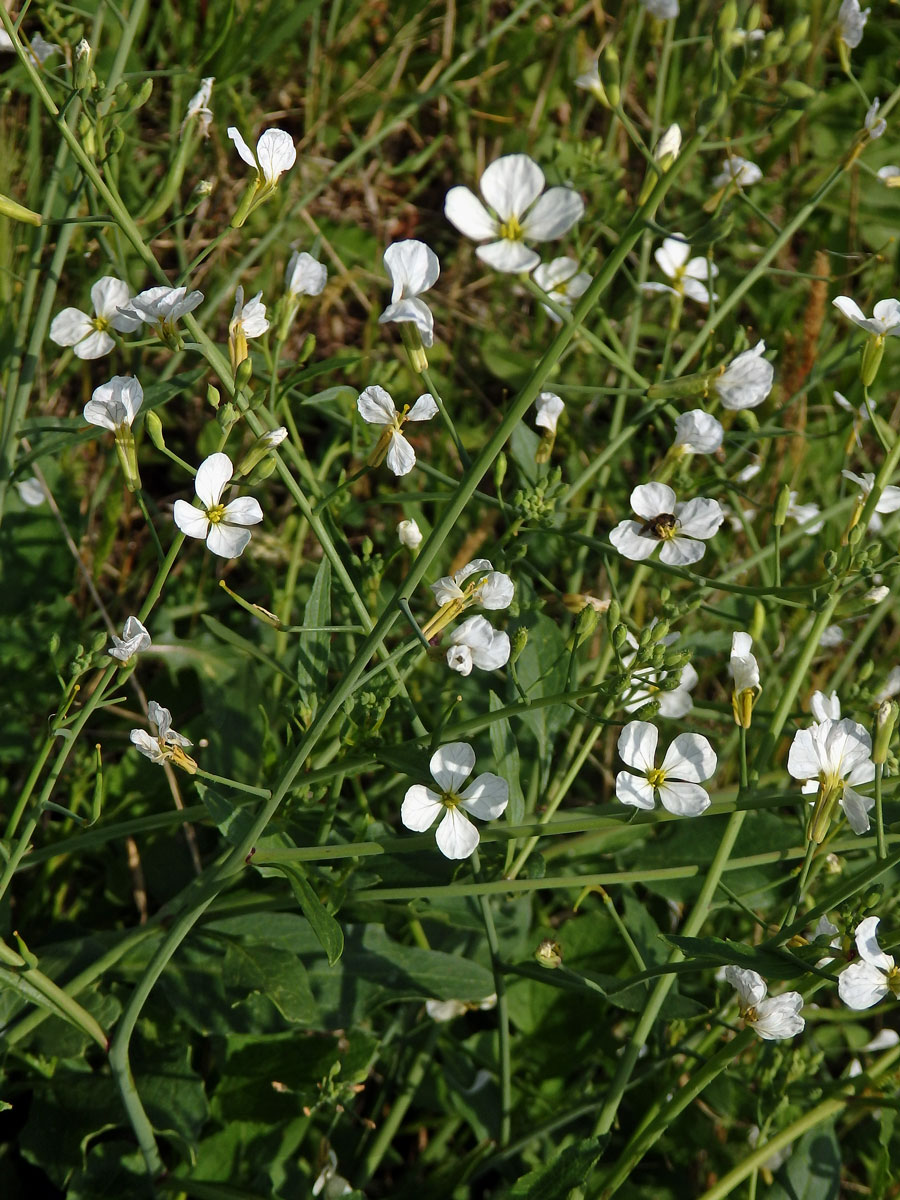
[130,701,196,773]
[673,410,723,455]
[15,477,44,507]
[532,257,591,320]
[714,341,774,410]
[398,518,423,549]
[446,615,511,677]
[401,741,508,859]
[877,164,900,187]
[615,720,716,815]
[311,1149,352,1198]
[712,157,763,189]
[842,469,900,532]
[838,917,900,1010]
[621,630,698,719]
[173,452,263,559]
[229,285,269,372]
[356,385,438,477]
[285,250,328,297]
[838,0,869,48]
[378,239,440,349]
[118,285,204,342]
[535,392,564,435]
[108,616,151,663]
[730,632,761,728]
[50,277,140,359]
[787,716,876,842]
[444,153,584,273]
[423,559,514,640]
[643,235,717,305]
[724,967,805,1040]
[84,375,144,491]
[610,482,724,566]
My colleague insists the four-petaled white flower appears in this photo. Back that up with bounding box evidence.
[118,285,204,339]
[714,341,774,410]
[643,235,717,305]
[398,518,423,549]
[724,967,805,1040]
[610,482,724,566]
[788,716,876,840]
[228,126,296,187]
[108,616,151,662]
[673,410,723,454]
[84,374,143,432]
[378,240,440,347]
[842,469,900,523]
[833,296,900,338]
[286,250,327,297]
[130,701,196,772]
[230,286,269,340]
[533,257,591,321]
[865,98,886,139]
[713,157,763,189]
[426,994,497,1022]
[444,153,584,274]
[641,0,679,16]
[357,385,438,477]
[838,917,900,1010]
[401,741,509,859]
[535,391,565,434]
[616,720,716,815]
[50,277,140,359]
[182,77,214,138]
[446,615,511,676]
[838,0,869,48]
[430,558,514,610]
[173,452,263,559]
[311,1149,352,1198]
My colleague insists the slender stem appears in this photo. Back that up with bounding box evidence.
[780,840,817,930]
[474,852,512,1146]
[875,762,886,859]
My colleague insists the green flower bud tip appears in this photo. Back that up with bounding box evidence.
[874,700,898,764]
[773,484,791,526]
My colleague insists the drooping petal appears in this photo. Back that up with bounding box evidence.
[385,431,416,476]
[673,410,723,454]
[255,128,296,183]
[357,384,397,425]
[478,573,515,610]
[430,741,475,793]
[227,126,257,169]
[379,297,434,345]
[838,960,890,1010]
[730,632,760,691]
[656,779,711,816]
[609,520,658,561]
[130,729,165,763]
[459,773,509,821]
[470,627,511,671]
[194,452,233,508]
[681,278,712,305]
[872,298,900,330]
[753,993,805,1040]
[384,240,440,301]
[810,690,841,723]
[444,186,498,240]
[521,186,584,240]
[407,392,439,422]
[206,521,253,558]
[840,785,874,834]
[401,784,444,831]
[173,500,210,540]
[435,806,480,859]
[286,251,328,297]
[615,770,656,809]
[661,732,716,782]
[479,154,545,221]
[617,720,659,773]
[724,966,767,1009]
[476,240,540,273]
[659,537,706,566]
[676,497,724,540]
[855,916,895,970]
[631,482,677,520]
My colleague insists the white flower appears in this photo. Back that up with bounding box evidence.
[641,0,678,16]
[285,250,327,297]
[643,235,717,305]
[615,720,716,815]
[842,469,900,516]
[118,285,204,338]
[182,77,214,138]
[173,452,263,558]
[877,666,900,702]
[833,296,900,338]
[108,616,151,662]
[446,616,511,676]
[401,741,508,859]
[130,701,196,772]
[430,559,514,610]
[788,717,876,838]
[786,491,824,534]
[819,624,845,648]
[444,153,584,274]
[227,126,296,187]
[714,341,774,410]
[311,1150,352,1198]
[535,392,564,434]
[730,633,760,692]
[426,994,497,1021]
[653,124,682,165]
[378,240,440,347]
[877,165,900,187]
[574,60,604,100]
[49,277,139,359]
[810,690,841,723]
[610,482,724,567]
[839,0,869,48]
[862,1028,900,1051]
[84,375,143,431]
[865,98,886,140]
[838,917,900,1010]
[15,32,60,65]
[532,257,591,321]
[621,630,697,719]
[398,518,423,549]
[230,286,268,339]
[713,157,763,189]
[356,385,438,477]
[724,967,805,1040]
[673,410,723,454]
[15,477,45,507]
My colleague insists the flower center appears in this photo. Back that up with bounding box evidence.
[646,766,666,789]
[206,502,227,525]
[640,512,678,540]
[440,789,462,809]
[92,315,112,334]
[500,215,524,242]
[887,966,900,998]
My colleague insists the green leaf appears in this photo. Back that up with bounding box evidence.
[506,1136,607,1199]
[223,941,318,1024]
[663,934,811,980]
[195,782,254,847]
[296,558,332,711]
[489,690,524,824]
[767,1123,841,1200]
[272,863,344,965]
[200,614,294,681]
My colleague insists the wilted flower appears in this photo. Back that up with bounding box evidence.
[446,615,511,676]
[788,717,876,841]
[181,77,214,138]
[398,518,423,549]
[401,741,508,859]
[173,452,263,558]
[673,410,723,454]
[713,157,763,189]
[643,235,717,305]
[118,285,204,340]
[423,559,514,640]
[724,967,805,1040]
[615,720,716,815]
[445,153,584,273]
[610,482,724,566]
[108,616,151,662]
[535,392,565,434]
[865,98,886,140]
[311,1149,352,1198]
[533,257,591,320]
[357,385,438,477]
[228,126,296,187]
[426,994,497,1021]
[229,286,268,372]
[84,375,144,491]
[838,917,900,1010]
[378,240,440,347]
[838,0,869,48]
[285,250,328,297]
[50,277,139,359]
[730,632,761,728]
[130,701,196,773]
[714,341,774,410]
[574,58,605,102]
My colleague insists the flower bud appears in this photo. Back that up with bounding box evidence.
[185,179,213,215]
[535,938,563,969]
[575,603,600,640]
[398,518,423,550]
[511,626,528,664]
[606,599,621,631]
[74,39,92,91]
[612,623,629,651]
[494,451,507,493]
[599,45,620,108]
[786,15,810,45]
[664,649,692,670]
[649,619,670,643]
[634,699,660,721]
[217,401,239,432]
[773,484,791,527]
[717,1,738,39]
[782,80,816,101]
[237,427,288,476]
[145,409,165,451]
[861,335,885,387]
[235,357,253,391]
[873,700,898,764]
[0,193,42,227]
[823,550,838,573]
[399,323,428,374]
[745,4,761,30]
[207,384,220,410]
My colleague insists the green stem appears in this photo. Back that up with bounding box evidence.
[474,852,512,1146]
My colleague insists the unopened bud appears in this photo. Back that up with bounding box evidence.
[612,623,628,651]
[207,384,220,410]
[145,410,165,451]
[782,80,816,101]
[664,649,692,670]
[217,401,238,432]
[575,604,600,640]
[745,3,761,30]
[763,28,784,54]
[874,700,898,764]
[494,451,507,493]
[130,78,153,112]
[650,619,670,643]
[185,179,213,215]
[398,518,423,550]
[599,45,620,109]
[0,192,42,226]
[511,626,528,664]
[399,323,428,374]
[861,335,885,387]
[606,599,621,630]
[717,1,738,38]
[823,550,838,573]
[235,357,253,391]
[773,484,791,526]
[74,39,92,90]
[237,426,288,476]
[786,15,809,45]
[634,699,660,721]
[848,524,863,546]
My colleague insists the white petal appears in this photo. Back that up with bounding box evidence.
[609,520,658,561]
[357,384,396,425]
[379,297,434,345]
[875,486,900,514]
[856,916,895,971]
[676,497,724,540]
[50,308,92,348]
[173,500,210,540]
[206,522,252,558]
[659,537,706,566]
[617,720,658,773]
[407,392,439,422]
[656,779,711,816]
[444,186,498,240]
[535,392,564,432]
[787,727,821,780]
[521,186,584,240]
[430,742,475,793]
[401,785,444,832]
[447,644,474,675]
[681,278,712,305]
[478,572,514,610]
[435,807,480,859]
[256,128,296,183]
[479,153,545,220]
[839,961,890,1010]
[91,276,132,319]
[459,773,509,821]
[656,688,694,719]
[631,482,677,520]
[470,627,510,671]
[83,399,120,431]
[661,732,716,782]
[810,690,841,723]
[285,251,328,297]
[833,295,868,328]
[385,431,416,476]
[840,785,874,834]
[222,496,263,527]
[227,126,257,169]
[872,298,900,329]
[194,452,233,508]
[383,239,440,300]
[75,330,116,359]
[641,282,678,297]
[725,966,767,1009]
[753,993,805,1040]
[476,240,540,273]
[673,410,723,454]
[615,770,656,809]
[130,729,165,763]
[656,237,690,277]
